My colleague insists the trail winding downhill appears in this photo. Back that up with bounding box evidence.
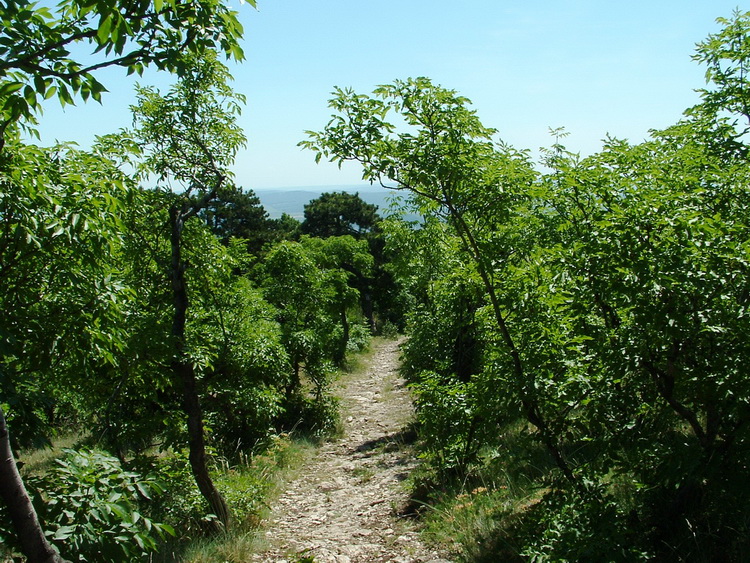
[251,338,452,563]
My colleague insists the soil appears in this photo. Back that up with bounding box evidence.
[251,337,453,563]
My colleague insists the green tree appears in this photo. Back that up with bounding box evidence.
[268,212,302,242]
[300,235,374,363]
[127,52,246,531]
[257,241,333,397]
[304,13,750,557]
[0,0,249,558]
[692,9,750,129]
[301,78,577,483]
[300,191,393,328]
[0,139,132,563]
[88,185,290,464]
[200,185,275,253]
[385,219,489,470]
[197,275,290,455]
[300,191,380,239]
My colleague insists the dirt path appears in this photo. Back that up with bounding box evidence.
[251,338,452,563]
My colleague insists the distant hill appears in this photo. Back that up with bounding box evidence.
[253,185,406,219]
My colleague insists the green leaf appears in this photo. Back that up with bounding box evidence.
[97,14,113,44]
[23,85,36,106]
[33,75,47,96]
[109,503,129,520]
[52,525,76,540]
[135,481,151,499]
[0,81,23,97]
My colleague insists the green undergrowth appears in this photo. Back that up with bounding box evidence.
[411,437,554,563]
[3,434,316,563]
[1,338,384,562]
[410,422,654,562]
[411,430,745,562]
[176,434,315,563]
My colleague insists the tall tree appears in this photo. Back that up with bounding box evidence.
[300,191,385,327]
[304,13,750,557]
[129,52,246,530]
[300,78,579,484]
[0,140,132,563]
[0,1,249,559]
[258,241,331,397]
[300,235,374,363]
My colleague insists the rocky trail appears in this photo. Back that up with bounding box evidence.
[251,338,452,563]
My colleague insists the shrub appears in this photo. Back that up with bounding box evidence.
[25,449,173,561]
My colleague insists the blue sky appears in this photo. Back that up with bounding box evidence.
[36,1,746,189]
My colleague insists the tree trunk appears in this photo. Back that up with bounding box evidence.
[362,287,375,332]
[169,205,232,531]
[448,201,583,494]
[287,360,301,399]
[0,406,67,563]
[335,304,349,365]
[176,360,231,528]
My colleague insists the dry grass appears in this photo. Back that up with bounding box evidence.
[18,431,87,476]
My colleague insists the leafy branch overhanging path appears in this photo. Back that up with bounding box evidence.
[252,337,452,563]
